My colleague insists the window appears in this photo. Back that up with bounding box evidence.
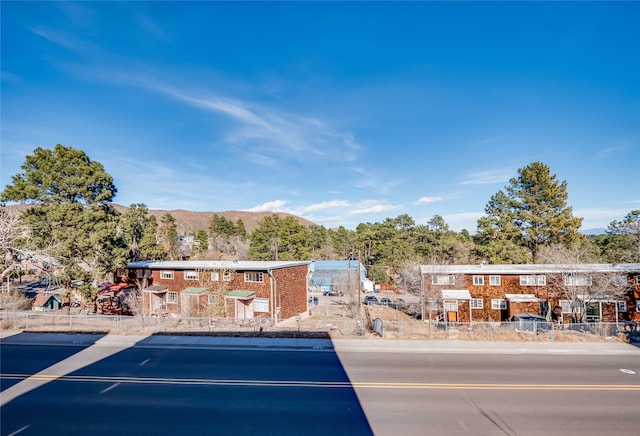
[519,275,546,286]
[560,300,582,314]
[614,275,628,286]
[222,270,231,281]
[244,272,264,283]
[636,276,640,285]
[472,276,484,286]
[167,292,178,304]
[491,299,506,310]
[160,271,174,280]
[489,275,501,286]
[563,275,592,286]
[184,270,199,281]
[211,272,220,281]
[432,275,455,285]
[208,294,217,305]
[254,298,269,313]
[617,301,627,313]
[470,298,483,309]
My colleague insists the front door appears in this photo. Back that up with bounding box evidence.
[235,299,254,319]
[444,300,458,322]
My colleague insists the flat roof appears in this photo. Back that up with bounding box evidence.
[420,263,640,275]
[441,290,472,300]
[505,294,539,303]
[181,287,207,295]
[225,290,256,299]
[128,260,310,271]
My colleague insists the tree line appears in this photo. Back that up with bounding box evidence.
[1,145,638,302]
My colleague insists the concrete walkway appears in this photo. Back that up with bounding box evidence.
[2,331,639,355]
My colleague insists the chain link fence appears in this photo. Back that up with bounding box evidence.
[1,309,635,342]
[0,311,367,338]
[371,319,636,342]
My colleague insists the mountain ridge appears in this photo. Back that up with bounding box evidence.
[2,203,316,235]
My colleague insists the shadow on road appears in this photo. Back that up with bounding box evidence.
[0,331,373,435]
[0,331,108,391]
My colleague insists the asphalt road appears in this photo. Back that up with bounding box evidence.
[1,335,639,436]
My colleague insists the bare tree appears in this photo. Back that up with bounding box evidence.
[195,268,235,317]
[419,263,465,328]
[0,208,60,282]
[538,244,628,323]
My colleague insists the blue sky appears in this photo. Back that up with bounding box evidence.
[2,1,639,233]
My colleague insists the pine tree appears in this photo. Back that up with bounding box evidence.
[476,162,583,261]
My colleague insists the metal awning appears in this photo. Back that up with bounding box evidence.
[142,285,168,293]
[225,290,256,300]
[441,290,472,300]
[505,294,539,303]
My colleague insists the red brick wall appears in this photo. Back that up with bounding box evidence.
[143,266,308,319]
[272,264,309,321]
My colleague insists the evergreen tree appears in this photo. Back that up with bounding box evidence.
[248,215,282,260]
[158,213,179,260]
[1,145,120,302]
[476,161,583,261]
[595,210,640,263]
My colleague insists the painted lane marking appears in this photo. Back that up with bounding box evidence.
[139,358,151,366]
[2,374,639,391]
[7,425,30,436]
[100,382,121,394]
[620,369,636,375]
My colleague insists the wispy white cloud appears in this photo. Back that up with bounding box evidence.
[595,143,630,160]
[243,200,289,213]
[413,196,443,205]
[131,80,361,165]
[136,14,170,41]
[31,27,96,54]
[298,200,350,214]
[351,167,405,195]
[473,135,504,146]
[460,169,512,186]
[347,199,400,216]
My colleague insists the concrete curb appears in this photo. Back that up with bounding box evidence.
[2,331,640,355]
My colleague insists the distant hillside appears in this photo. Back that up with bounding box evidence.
[2,203,316,235]
[111,205,316,234]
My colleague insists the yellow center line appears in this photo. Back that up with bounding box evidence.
[2,373,639,391]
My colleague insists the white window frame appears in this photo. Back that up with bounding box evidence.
[560,300,582,314]
[432,275,455,286]
[160,271,174,280]
[208,294,216,305]
[184,270,199,281]
[244,272,264,283]
[563,275,592,286]
[616,301,627,313]
[519,275,546,286]
[211,272,220,281]
[636,276,640,285]
[491,299,506,310]
[614,275,627,286]
[167,292,178,304]
[489,275,501,286]
[254,298,269,313]
[222,270,231,281]
[470,298,483,309]
[472,275,484,286]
